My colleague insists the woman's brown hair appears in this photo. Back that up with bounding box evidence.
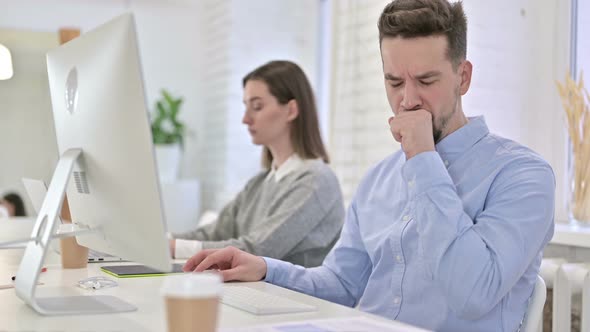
[243,60,329,169]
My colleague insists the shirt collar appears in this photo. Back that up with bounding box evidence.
[265,154,305,182]
[435,116,489,166]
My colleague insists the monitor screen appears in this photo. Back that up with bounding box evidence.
[45,13,171,272]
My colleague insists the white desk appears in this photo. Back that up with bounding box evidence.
[0,249,427,331]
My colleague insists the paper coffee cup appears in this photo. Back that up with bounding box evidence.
[59,224,88,269]
[161,273,223,332]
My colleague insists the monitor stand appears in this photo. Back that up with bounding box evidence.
[14,148,137,315]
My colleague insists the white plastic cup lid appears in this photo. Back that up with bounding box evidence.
[161,273,222,298]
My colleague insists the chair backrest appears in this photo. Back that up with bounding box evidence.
[521,275,547,332]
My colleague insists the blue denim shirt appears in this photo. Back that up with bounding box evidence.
[264,116,555,332]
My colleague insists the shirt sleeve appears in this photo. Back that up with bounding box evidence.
[263,199,372,308]
[402,151,555,319]
[171,176,258,242]
[198,171,342,259]
[174,239,203,259]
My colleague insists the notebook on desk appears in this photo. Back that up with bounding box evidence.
[100,263,185,278]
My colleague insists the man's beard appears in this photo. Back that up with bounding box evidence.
[433,126,443,144]
[432,90,460,144]
[432,111,453,144]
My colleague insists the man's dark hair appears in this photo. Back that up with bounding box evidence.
[378,0,467,68]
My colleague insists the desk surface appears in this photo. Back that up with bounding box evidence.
[0,249,426,332]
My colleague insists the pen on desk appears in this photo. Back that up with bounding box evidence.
[11,267,47,281]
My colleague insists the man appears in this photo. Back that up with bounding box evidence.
[183,0,555,331]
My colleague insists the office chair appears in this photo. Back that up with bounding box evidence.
[521,275,547,332]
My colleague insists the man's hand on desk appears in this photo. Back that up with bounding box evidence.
[183,246,267,282]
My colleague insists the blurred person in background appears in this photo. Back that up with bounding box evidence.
[0,192,26,217]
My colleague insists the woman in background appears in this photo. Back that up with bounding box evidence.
[170,60,344,268]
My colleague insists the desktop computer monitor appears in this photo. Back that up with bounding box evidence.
[46,13,171,271]
[15,13,173,315]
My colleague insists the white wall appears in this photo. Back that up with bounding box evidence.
[0,0,201,116]
[328,0,571,221]
[329,0,398,203]
[576,0,589,76]
[0,29,59,217]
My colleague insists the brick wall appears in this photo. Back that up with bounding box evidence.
[329,0,396,204]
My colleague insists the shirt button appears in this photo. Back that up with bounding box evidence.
[444,160,449,166]
[396,255,403,263]
[402,215,410,222]
[393,296,401,304]
[408,180,415,187]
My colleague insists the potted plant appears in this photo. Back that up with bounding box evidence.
[151,89,186,182]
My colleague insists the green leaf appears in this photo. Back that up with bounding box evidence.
[150,89,188,148]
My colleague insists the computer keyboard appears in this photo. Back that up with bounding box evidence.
[221,286,317,315]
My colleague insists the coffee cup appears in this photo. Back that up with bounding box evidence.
[161,273,223,332]
[59,224,88,269]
